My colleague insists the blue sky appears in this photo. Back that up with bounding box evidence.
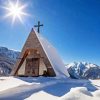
[0,0,100,65]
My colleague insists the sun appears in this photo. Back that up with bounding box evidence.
[2,0,29,24]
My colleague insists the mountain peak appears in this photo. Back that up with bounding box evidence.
[66,62,100,79]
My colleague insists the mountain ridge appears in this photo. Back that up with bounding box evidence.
[0,46,100,79]
[66,62,100,79]
[0,46,20,76]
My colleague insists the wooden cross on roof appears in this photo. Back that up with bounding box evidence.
[34,21,43,33]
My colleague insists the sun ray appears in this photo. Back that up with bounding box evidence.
[19,4,28,10]
[11,15,16,25]
[1,6,10,11]
[20,12,30,16]
[4,13,12,18]
[2,0,29,24]
[17,14,23,24]
[16,0,19,7]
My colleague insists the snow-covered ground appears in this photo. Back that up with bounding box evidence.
[0,77,100,100]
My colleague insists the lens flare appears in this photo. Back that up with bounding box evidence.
[2,0,29,24]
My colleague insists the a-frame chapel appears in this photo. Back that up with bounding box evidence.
[11,28,69,78]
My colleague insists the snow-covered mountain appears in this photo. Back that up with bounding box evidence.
[66,62,100,79]
[0,47,20,76]
[0,46,100,79]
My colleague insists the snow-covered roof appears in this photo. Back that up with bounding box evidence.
[34,29,69,78]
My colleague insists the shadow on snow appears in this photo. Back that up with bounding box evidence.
[0,77,98,100]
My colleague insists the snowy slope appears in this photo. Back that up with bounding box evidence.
[0,47,20,76]
[0,77,100,100]
[66,62,100,79]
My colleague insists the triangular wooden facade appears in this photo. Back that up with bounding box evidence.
[11,28,56,77]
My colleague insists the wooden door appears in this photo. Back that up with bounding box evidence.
[25,58,39,76]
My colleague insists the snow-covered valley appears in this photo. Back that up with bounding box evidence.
[0,77,100,100]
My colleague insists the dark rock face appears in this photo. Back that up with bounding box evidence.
[85,67,100,79]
